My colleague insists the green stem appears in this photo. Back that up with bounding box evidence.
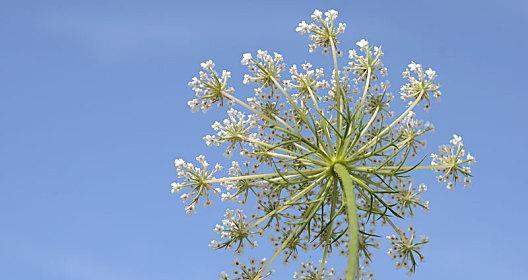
[329,37,343,132]
[352,90,425,158]
[203,167,325,184]
[333,163,358,280]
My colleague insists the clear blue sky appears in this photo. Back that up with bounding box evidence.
[1,0,527,279]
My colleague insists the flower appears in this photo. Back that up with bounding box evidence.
[287,63,328,107]
[296,9,347,53]
[295,21,311,34]
[347,40,387,84]
[391,181,430,217]
[201,59,215,70]
[171,155,223,214]
[431,135,475,189]
[450,134,463,146]
[221,258,273,280]
[173,8,475,279]
[311,9,323,20]
[356,39,369,49]
[293,261,336,279]
[241,53,253,66]
[425,68,436,80]
[188,60,234,112]
[387,226,428,274]
[210,209,260,254]
[170,182,183,194]
[407,61,419,72]
[203,108,258,158]
[400,62,442,110]
[242,50,285,88]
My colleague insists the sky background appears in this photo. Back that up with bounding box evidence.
[1,0,527,279]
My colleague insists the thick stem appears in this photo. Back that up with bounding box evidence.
[333,163,359,280]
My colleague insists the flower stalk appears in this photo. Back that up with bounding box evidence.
[334,163,359,280]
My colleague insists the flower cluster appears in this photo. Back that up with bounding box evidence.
[285,63,329,107]
[391,181,429,217]
[210,209,260,254]
[220,258,274,280]
[398,111,434,157]
[293,261,336,280]
[386,226,429,275]
[431,134,475,189]
[171,155,222,214]
[347,39,387,84]
[296,9,346,53]
[204,108,258,158]
[223,161,260,203]
[188,60,234,112]
[400,62,441,110]
[172,8,475,280]
[242,50,285,89]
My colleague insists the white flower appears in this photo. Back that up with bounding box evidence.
[172,156,223,211]
[200,59,215,70]
[408,61,420,72]
[347,39,386,83]
[295,21,310,34]
[221,192,233,201]
[171,182,183,193]
[324,9,338,21]
[187,99,199,112]
[400,62,441,109]
[212,209,259,254]
[298,9,346,53]
[241,50,285,88]
[241,53,252,66]
[425,68,436,80]
[188,60,234,112]
[174,158,185,167]
[387,227,428,274]
[337,22,346,33]
[293,261,335,279]
[204,108,258,158]
[196,155,208,167]
[209,239,220,249]
[431,135,475,189]
[356,39,369,49]
[449,134,463,147]
[311,9,323,20]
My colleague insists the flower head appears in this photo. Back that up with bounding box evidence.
[204,108,258,158]
[400,62,441,110]
[387,226,429,275]
[188,60,234,112]
[174,9,475,279]
[293,261,336,279]
[210,209,260,254]
[296,9,346,53]
[348,40,387,84]
[242,50,285,88]
[172,156,222,214]
[221,258,273,280]
[431,134,475,189]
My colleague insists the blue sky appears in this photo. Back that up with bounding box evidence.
[1,0,527,279]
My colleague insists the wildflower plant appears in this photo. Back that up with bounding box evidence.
[172,9,475,280]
